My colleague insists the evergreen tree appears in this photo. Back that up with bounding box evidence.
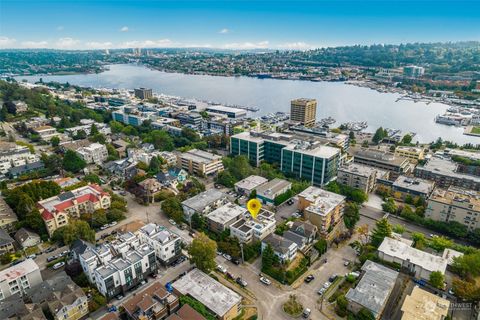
[370,218,392,247]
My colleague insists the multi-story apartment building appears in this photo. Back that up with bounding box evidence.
[0,143,40,175]
[383,176,435,201]
[112,109,154,126]
[415,156,480,191]
[76,142,108,165]
[230,131,341,187]
[134,87,153,100]
[349,146,412,179]
[177,149,224,176]
[229,209,276,243]
[79,232,157,299]
[138,223,182,265]
[426,186,480,231]
[173,112,203,128]
[403,65,425,78]
[38,184,111,237]
[290,98,317,127]
[337,163,386,193]
[65,122,111,137]
[298,186,346,241]
[206,203,247,233]
[0,259,43,301]
[256,178,292,204]
[181,189,228,222]
[394,146,425,162]
[32,125,59,141]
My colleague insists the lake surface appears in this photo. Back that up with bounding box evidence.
[17,64,477,144]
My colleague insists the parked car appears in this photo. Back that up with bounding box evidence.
[140,280,147,285]
[344,261,350,266]
[116,294,124,300]
[120,191,127,196]
[10,259,24,266]
[168,219,177,226]
[52,262,65,270]
[100,225,108,230]
[304,275,315,283]
[226,272,235,280]
[45,247,55,253]
[302,308,311,318]
[323,282,331,289]
[448,288,455,295]
[47,256,57,262]
[260,277,271,285]
[223,253,232,261]
[27,254,36,260]
[216,265,227,274]
[328,274,338,283]
[236,277,248,287]
[287,199,294,205]
[109,221,118,227]
[317,287,326,296]
[231,258,241,265]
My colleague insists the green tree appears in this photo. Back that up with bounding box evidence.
[50,136,60,147]
[143,130,174,151]
[83,174,101,184]
[148,156,162,174]
[392,224,406,234]
[216,171,236,187]
[429,271,445,289]
[106,208,126,222]
[41,153,63,174]
[90,123,99,136]
[372,127,386,144]
[382,197,397,214]
[344,202,360,230]
[91,209,108,229]
[188,233,217,273]
[249,189,257,200]
[401,134,413,144]
[370,218,392,247]
[191,213,207,231]
[161,198,184,223]
[109,120,124,134]
[411,232,426,249]
[357,308,375,320]
[0,253,12,265]
[335,295,348,317]
[63,150,87,173]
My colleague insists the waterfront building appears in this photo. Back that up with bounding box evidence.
[172,269,242,320]
[38,184,111,237]
[205,105,247,118]
[177,149,224,176]
[0,259,43,301]
[426,186,480,231]
[290,98,317,127]
[230,131,340,186]
[403,65,425,78]
[134,87,153,100]
[297,186,346,241]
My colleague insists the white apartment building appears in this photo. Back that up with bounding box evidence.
[138,223,182,265]
[229,209,276,243]
[78,232,157,299]
[0,259,43,301]
[32,125,59,140]
[76,143,108,165]
[181,189,228,221]
[0,143,40,174]
[65,122,111,137]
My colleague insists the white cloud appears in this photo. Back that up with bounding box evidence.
[119,39,176,48]
[120,26,129,32]
[85,41,114,49]
[219,28,230,34]
[55,37,81,49]
[21,41,49,48]
[221,41,269,50]
[277,42,314,50]
[0,36,16,48]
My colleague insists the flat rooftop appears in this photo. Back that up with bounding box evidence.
[180,149,222,164]
[299,186,345,216]
[401,286,450,320]
[350,147,409,166]
[0,259,39,282]
[393,175,435,194]
[181,189,226,212]
[378,237,448,273]
[417,156,480,183]
[173,269,241,317]
[205,105,247,115]
[256,178,291,199]
[338,163,380,178]
[429,185,480,210]
[234,175,268,191]
[345,260,398,317]
[207,203,246,225]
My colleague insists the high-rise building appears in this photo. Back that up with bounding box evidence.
[134,87,153,100]
[290,98,317,127]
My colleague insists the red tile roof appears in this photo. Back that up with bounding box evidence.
[41,210,54,221]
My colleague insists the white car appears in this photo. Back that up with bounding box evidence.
[323,282,331,289]
[317,287,326,295]
[168,219,177,226]
[223,253,232,261]
[109,221,118,227]
[100,225,108,230]
[27,254,36,259]
[52,262,65,270]
[216,265,227,274]
[260,277,271,285]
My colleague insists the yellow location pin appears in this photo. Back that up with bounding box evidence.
[247,199,261,219]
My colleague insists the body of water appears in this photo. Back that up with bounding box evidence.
[17,64,477,144]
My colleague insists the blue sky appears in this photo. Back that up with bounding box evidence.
[1,0,479,50]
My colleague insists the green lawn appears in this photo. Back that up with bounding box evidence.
[471,126,480,134]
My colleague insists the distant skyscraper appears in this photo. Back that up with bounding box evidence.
[290,98,317,127]
[134,88,153,100]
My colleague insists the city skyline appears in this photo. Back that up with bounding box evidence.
[1,0,480,50]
